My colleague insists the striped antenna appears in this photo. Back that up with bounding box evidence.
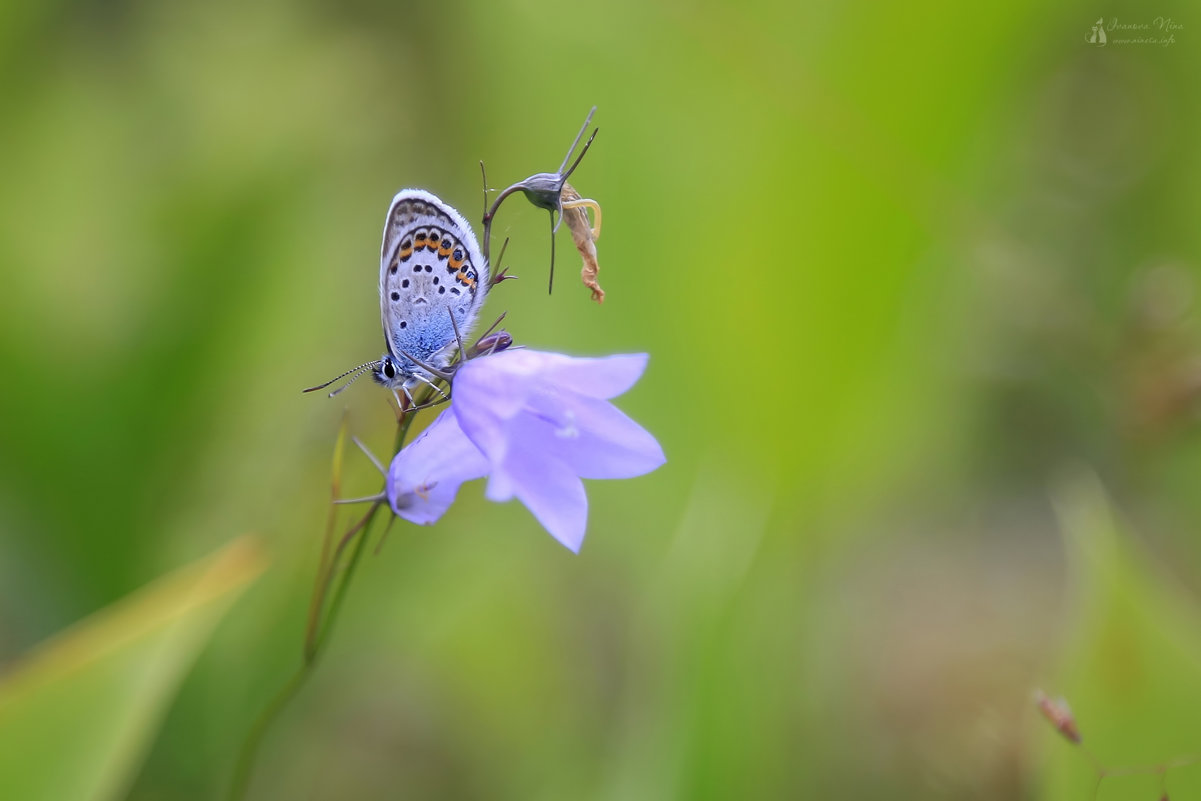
[303,360,380,397]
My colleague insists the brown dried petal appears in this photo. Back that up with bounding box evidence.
[561,182,604,304]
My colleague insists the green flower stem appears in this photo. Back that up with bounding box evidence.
[228,390,434,801]
[304,501,378,662]
[225,667,306,801]
[309,501,381,659]
[227,504,381,801]
[303,416,349,662]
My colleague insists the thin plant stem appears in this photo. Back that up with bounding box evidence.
[481,182,527,267]
[226,505,382,801]
[306,502,382,660]
[311,502,381,657]
[303,416,349,661]
[225,665,310,801]
[228,379,441,801]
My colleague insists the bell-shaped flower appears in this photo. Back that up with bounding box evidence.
[452,349,665,552]
[385,349,665,551]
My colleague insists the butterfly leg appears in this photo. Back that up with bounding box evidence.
[398,350,455,383]
[407,370,450,401]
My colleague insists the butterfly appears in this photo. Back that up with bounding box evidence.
[307,189,489,401]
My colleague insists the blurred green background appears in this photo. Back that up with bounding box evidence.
[2,0,1201,799]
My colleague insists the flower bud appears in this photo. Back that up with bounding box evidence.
[471,330,513,357]
[516,172,567,212]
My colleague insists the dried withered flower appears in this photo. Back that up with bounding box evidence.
[561,182,604,303]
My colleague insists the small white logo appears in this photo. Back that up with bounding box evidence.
[1088,16,1181,47]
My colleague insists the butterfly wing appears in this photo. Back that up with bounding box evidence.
[378,189,489,379]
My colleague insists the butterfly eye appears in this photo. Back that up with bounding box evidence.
[382,359,396,379]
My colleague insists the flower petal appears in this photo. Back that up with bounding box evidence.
[450,346,663,550]
[525,392,667,479]
[455,350,649,411]
[387,409,489,525]
[538,352,648,399]
[453,350,544,419]
[486,445,589,552]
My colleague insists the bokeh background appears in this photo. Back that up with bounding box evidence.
[2,1,1201,799]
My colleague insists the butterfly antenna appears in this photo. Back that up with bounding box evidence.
[304,360,379,395]
[328,374,362,398]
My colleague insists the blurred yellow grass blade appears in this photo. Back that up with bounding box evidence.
[0,536,268,801]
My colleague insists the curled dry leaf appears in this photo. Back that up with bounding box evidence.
[561,182,605,303]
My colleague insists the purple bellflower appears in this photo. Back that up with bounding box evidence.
[386,409,489,526]
[387,349,665,551]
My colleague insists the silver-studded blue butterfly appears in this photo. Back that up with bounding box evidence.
[306,189,489,399]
